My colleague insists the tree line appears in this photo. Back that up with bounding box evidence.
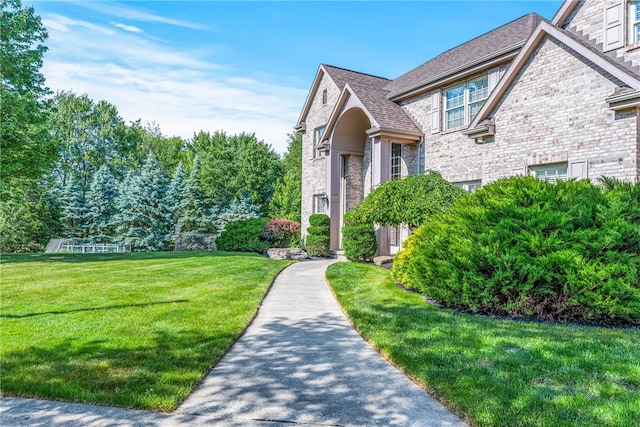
[1,0,301,252]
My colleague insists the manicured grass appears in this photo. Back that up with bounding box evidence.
[1,251,292,411]
[326,262,640,427]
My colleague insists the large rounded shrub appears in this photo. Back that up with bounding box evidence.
[393,176,640,325]
[342,211,377,262]
[306,214,330,256]
[216,218,269,253]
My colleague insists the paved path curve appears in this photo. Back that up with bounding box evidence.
[1,260,466,426]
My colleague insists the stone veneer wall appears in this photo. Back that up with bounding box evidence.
[565,0,640,67]
[490,36,638,182]
[300,72,341,243]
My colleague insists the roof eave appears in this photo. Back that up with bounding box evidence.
[366,126,423,143]
[606,90,640,110]
[551,0,579,27]
[387,42,525,102]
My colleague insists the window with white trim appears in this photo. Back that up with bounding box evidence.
[529,163,568,183]
[444,75,489,130]
[313,194,327,214]
[417,141,425,174]
[314,125,327,158]
[630,1,640,43]
[391,143,402,180]
[455,180,482,192]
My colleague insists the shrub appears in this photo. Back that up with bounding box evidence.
[260,218,301,248]
[306,214,330,256]
[342,212,377,262]
[216,218,269,253]
[309,213,330,227]
[393,176,640,325]
[349,171,465,228]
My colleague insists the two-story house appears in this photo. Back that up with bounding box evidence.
[296,0,640,255]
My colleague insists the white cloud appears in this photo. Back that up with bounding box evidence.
[78,2,211,31]
[113,22,143,33]
[40,12,306,153]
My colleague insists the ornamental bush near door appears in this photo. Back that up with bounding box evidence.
[342,211,377,262]
[306,214,330,256]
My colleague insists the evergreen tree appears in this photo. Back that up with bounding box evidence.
[215,194,262,232]
[178,157,212,233]
[86,164,117,241]
[59,175,87,238]
[165,161,187,233]
[111,170,138,246]
[112,153,170,251]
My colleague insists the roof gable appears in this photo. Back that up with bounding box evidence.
[385,13,541,100]
[469,20,640,130]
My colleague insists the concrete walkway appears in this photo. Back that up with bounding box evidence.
[1,260,466,426]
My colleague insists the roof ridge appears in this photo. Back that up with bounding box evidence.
[322,64,390,81]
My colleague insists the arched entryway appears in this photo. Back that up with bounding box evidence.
[327,107,371,250]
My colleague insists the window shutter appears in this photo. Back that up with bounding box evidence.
[431,89,441,134]
[569,161,588,180]
[604,2,624,51]
[488,67,500,92]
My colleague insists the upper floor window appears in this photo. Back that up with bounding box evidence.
[529,163,568,183]
[314,125,327,158]
[322,89,328,105]
[630,1,640,43]
[391,143,402,180]
[444,75,489,130]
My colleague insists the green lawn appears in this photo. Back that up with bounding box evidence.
[1,251,292,411]
[326,262,640,427]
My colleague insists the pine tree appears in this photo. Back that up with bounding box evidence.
[86,164,117,241]
[215,194,262,232]
[165,161,187,233]
[178,157,212,233]
[59,175,88,238]
[112,153,170,251]
[111,170,139,248]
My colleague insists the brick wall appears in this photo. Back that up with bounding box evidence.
[300,72,340,240]
[490,35,638,182]
[566,0,640,67]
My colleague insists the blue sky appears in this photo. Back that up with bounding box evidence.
[28,1,564,153]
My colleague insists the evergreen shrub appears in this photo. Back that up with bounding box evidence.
[216,218,269,253]
[342,211,377,262]
[393,176,640,325]
[260,218,301,248]
[306,214,330,256]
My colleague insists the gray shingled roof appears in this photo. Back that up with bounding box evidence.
[322,65,422,134]
[384,13,541,96]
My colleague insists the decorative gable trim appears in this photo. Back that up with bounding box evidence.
[468,20,640,134]
[551,0,579,27]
